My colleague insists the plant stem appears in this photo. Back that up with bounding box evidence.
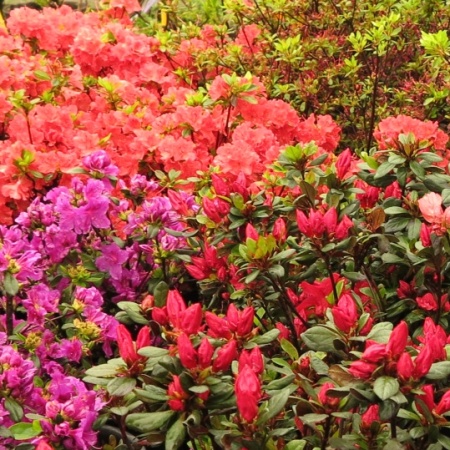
[6,295,13,338]
[321,415,332,450]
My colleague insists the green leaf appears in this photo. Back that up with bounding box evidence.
[5,398,23,422]
[107,377,136,397]
[135,385,169,402]
[281,338,299,360]
[165,416,186,450]
[373,376,399,400]
[367,322,393,343]
[4,272,19,296]
[285,441,307,450]
[258,388,291,424]
[126,410,176,433]
[84,363,120,378]
[154,281,169,307]
[247,329,280,346]
[266,374,296,391]
[383,206,409,215]
[138,346,170,358]
[374,161,397,179]
[301,326,342,353]
[426,361,450,380]
[9,422,42,440]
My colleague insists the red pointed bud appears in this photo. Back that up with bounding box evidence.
[349,360,378,379]
[211,173,230,197]
[435,390,450,415]
[205,312,232,339]
[276,322,290,340]
[198,337,214,369]
[317,382,339,409]
[273,217,287,243]
[212,339,238,372]
[420,223,432,247]
[323,208,338,235]
[417,384,435,415]
[336,148,352,180]
[386,321,408,358]
[168,376,188,411]
[117,324,138,367]
[331,293,358,333]
[177,333,198,369]
[238,347,264,374]
[237,306,254,336]
[181,303,203,335]
[361,404,380,431]
[335,215,353,239]
[397,352,414,380]
[166,289,186,328]
[361,342,386,363]
[136,326,151,350]
[413,345,434,378]
[296,210,310,236]
[226,303,239,331]
[152,306,169,325]
[235,365,261,422]
[202,197,222,223]
[245,223,259,240]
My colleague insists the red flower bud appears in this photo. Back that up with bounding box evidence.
[198,337,214,369]
[152,306,168,325]
[323,208,338,235]
[331,293,358,333]
[386,321,408,358]
[245,223,259,240]
[336,148,352,180]
[167,289,186,328]
[361,404,380,431]
[212,339,238,372]
[361,342,387,363]
[335,215,353,239]
[273,217,287,243]
[178,333,198,369]
[237,306,254,336]
[136,326,151,350]
[181,303,203,335]
[235,365,261,422]
[168,376,189,411]
[349,360,378,379]
[206,312,232,339]
[211,173,230,197]
[117,324,139,367]
[238,347,264,374]
[413,345,434,378]
[435,390,450,415]
[417,384,435,415]
[317,382,339,409]
[420,223,432,247]
[397,352,414,380]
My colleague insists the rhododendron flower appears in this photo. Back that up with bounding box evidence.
[168,375,189,411]
[386,321,409,358]
[296,207,353,241]
[418,192,450,235]
[331,293,358,333]
[238,347,264,374]
[117,324,150,369]
[95,242,128,280]
[212,339,238,372]
[235,365,261,422]
[360,404,380,431]
[317,382,340,410]
[374,115,448,151]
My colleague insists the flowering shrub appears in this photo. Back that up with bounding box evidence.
[2,2,450,450]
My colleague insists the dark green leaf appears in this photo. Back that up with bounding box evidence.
[5,398,23,422]
[107,377,136,397]
[165,417,186,450]
[126,411,176,433]
[373,376,399,400]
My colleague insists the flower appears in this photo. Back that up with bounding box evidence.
[235,365,261,422]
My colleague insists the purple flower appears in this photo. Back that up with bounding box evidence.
[22,284,60,327]
[95,243,128,280]
[82,150,119,178]
[43,224,78,263]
